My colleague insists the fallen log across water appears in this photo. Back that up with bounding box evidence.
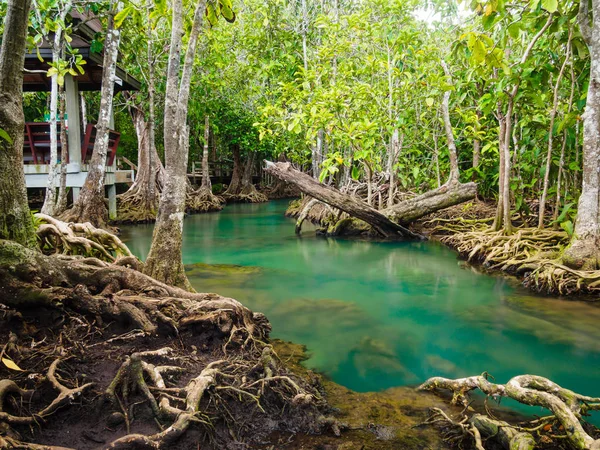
[264,161,477,239]
[264,161,422,239]
[384,181,478,225]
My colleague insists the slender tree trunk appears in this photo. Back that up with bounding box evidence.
[144,0,206,290]
[493,15,553,233]
[225,144,243,194]
[242,152,255,188]
[564,0,600,269]
[387,130,403,208]
[493,108,506,231]
[553,48,576,227]
[433,123,441,188]
[0,0,36,248]
[201,115,212,190]
[501,100,514,233]
[472,90,482,173]
[56,84,69,213]
[118,97,164,222]
[41,45,62,215]
[363,161,373,206]
[61,0,123,227]
[472,139,480,170]
[80,92,87,131]
[146,0,157,204]
[40,0,72,216]
[539,29,572,228]
[441,61,459,184]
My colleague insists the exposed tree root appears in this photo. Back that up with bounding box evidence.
[222,185,268,204]
[0,240,329,449]
[35,214,133,263]
[419,374,600,450]
[115,190,160,224]
[185,186,223,214]
[429,220,600,295]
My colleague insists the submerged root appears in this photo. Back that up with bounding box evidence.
[419,374,600,450]
[35,213,134,263]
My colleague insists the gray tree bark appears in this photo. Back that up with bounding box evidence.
[144,0,207,290]
[61,0,124,227]
[564,0,600,269]
[0,0,37,248]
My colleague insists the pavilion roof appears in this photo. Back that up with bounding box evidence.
[23,11,141,92]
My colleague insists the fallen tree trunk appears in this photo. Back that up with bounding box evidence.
[264,161,422,239]
[265,161,476,238]
[384,181,478,225]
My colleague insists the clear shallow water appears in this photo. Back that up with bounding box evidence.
[121,200,600,408]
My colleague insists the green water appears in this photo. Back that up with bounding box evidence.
[121,200,600,406]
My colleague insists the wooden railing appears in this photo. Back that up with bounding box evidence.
[23,122,121,166]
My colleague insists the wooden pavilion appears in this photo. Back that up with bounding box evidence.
[22,11,141,218]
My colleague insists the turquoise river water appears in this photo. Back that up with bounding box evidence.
[121,200,600,414]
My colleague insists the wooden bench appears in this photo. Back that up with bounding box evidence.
[23,122,67,164]
[81,123,121,166]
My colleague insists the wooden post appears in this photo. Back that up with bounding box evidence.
[65,74,81,168]
[107,184,117,219]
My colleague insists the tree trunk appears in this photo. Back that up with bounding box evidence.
[564,0,600,269]
[493,107,506,231]
[539,29,572,228]
[40,0,73,216]
[384,182,478,225]
[242,152,255,188]
[185,115,223,213]
[493,16,553,234]
[264,161,425,239]
[553,62,576,226]
[225,144,243,194]
[144,0,206,290]
[440,61,459,184]
[201,115,212,191]
[56,84,69,214]
[387,130,403,208]
[117,104,164,223]
[40,44,61,215]
[0,0,36,248]
[61,1,123,227]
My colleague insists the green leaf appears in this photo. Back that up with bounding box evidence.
[351,165,360,180]
[425,98,434,107]
[0,128,13,145]
[560,220,574,237]
[541,0,557,12]
[114,6,132,29]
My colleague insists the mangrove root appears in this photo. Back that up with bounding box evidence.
[34,213,135,263]
[419,374,600,450]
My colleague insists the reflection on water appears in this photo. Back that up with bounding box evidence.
[121,201,600,400]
